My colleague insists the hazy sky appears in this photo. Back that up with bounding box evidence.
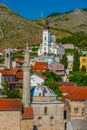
[0,0,87,19]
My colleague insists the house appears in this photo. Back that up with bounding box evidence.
[79,56,87,72]
[12,58,24,67]
[48,61,65,76]
[31,73,47,87]
[62,43,75,49]
[32,62,48,72]
[38,20,65,56]
[60,86,87,120]
[34,55,60,65]
[0,69,16,89]
[67,54,74,72]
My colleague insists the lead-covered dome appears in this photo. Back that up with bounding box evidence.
[31,85,56,97]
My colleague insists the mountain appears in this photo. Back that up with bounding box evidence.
[0,4,87,49]
[38,9,87,33]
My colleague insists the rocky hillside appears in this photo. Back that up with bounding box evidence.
[38,9,87,33]
[0,4,87,49]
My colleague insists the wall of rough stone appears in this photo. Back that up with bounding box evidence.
[21,119,33,130]
[0,111,21,130]
[32,103,64,130]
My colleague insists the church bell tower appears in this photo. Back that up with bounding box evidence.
[5,48,12,69]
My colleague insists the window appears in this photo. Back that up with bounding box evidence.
[44,43,46,45]
[44,37,46,40]
[38,117,41,125]
[50,117,54,125]
[82,107,84,115]
[44,47,46,50]
[44,107,47,114]
[74,107,78,113]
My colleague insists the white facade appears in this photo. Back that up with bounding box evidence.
[31,74,46,87]
[38,21,65,56]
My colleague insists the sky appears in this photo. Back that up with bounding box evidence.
[0,0,87,19]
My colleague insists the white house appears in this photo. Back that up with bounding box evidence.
[38,20,65,56]
[31,74,47,87]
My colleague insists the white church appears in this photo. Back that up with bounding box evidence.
[38,20,65,56]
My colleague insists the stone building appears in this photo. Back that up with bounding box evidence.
[79,56,87,73]
[0,45,65,130]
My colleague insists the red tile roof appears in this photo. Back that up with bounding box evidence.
[22,107,34,119]
[60,86,87,100]
[16,72,23,79]
[0,70,15,76]
[14,58,24,62]
[8,81,22,85]
[0,99,22,111]
[32,62,48,70]
[13,66,22,73]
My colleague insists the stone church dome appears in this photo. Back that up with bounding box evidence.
[31,85,56,97]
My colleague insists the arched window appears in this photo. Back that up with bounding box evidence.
[74,107,78,113]
[44,107,47,114]
[50,117,54,125]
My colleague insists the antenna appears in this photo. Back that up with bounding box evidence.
[41,11,43,18]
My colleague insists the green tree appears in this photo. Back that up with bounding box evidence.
[2,81,21,98]
[42,71,62,82]
[44,79,62,97]
[73,50,80,72]
[81,66,86,73]
[60,54,68,68]
[69,71,87,86]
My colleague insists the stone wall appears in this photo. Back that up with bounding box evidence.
[32,103,64,130]
[0,111,21,130]
[21,119,33,130]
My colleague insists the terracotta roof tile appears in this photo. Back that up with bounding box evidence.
[60,86,87,100]
[8,81,22,85]
[0,70,15,76]
[16,72,23,79]
[0,99,22,110]
[13,66,22,73]
[32,62,48,70]
[22,107,34,119]
[14,58,24,62]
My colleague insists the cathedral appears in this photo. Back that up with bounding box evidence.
[0,45,64,130]
[38,20,65,56]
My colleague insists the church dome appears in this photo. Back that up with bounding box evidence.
[31,85,56,97]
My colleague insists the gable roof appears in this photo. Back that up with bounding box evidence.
[0,99,22,111]
[48,61,64,70]
[60,86,87,100]
[32,62,48,70]
[22,107,34,119]
[0,70,15,76]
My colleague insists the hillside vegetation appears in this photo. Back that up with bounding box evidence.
[0,4,87,49]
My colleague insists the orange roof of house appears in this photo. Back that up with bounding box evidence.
[0,99,22,111]
[0,70,15,76]
[60,86,87,100]
[22,107,34,119]
[14,58,24,62]
[13,66,22,73]
[8,81,22,85]
[16,72,23,79]
[32,62,48,70]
